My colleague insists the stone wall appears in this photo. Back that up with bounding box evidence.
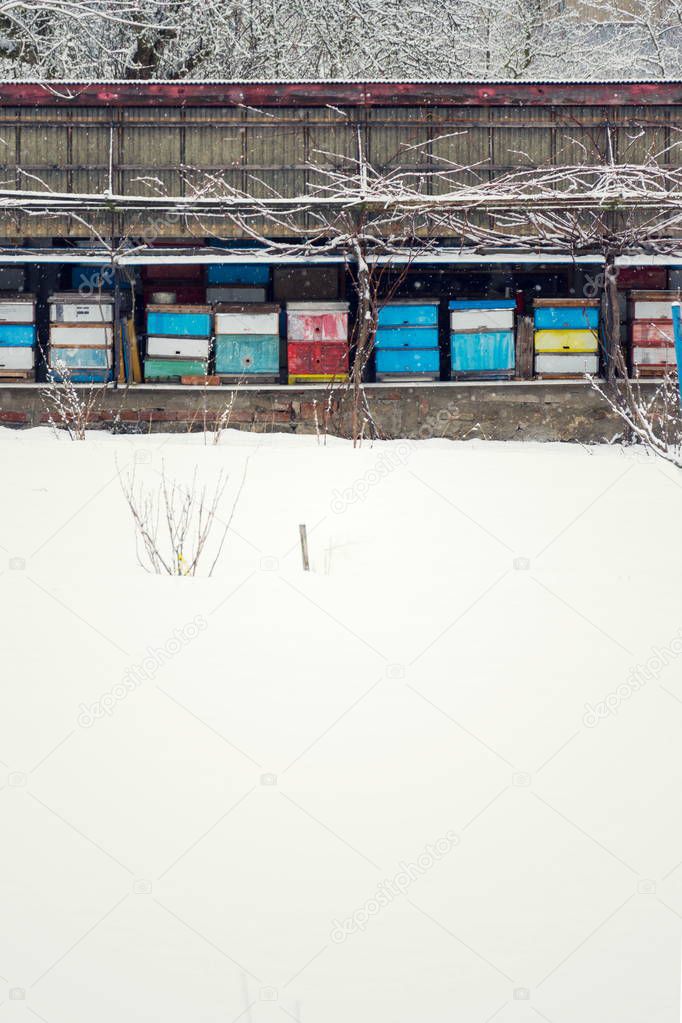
[0,381,639,444]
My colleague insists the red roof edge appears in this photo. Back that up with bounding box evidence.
[2,80,682,107]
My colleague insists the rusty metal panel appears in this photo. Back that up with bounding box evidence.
[3,81,682,109]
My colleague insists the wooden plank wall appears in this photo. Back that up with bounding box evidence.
[0,102,679,239]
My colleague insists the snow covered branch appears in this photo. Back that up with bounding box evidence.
[1,0,681,80]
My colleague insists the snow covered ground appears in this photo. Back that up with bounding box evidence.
[1,426,681,1023]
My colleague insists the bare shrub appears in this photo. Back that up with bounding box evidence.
[119,457,249,576]
[39,359,107,440]
[591,348,682,468]
[211,384,241,445]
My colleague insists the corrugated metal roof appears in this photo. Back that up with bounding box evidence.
[2,79,681,108]
[0,78,680,85]
[1,79,678,109]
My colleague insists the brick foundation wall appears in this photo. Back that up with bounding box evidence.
[0,381,641,443]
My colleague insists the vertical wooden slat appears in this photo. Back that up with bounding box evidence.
[515,316,534,380]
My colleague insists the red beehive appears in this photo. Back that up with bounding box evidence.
[617,266,668,290]
[288,342,348,375]
[143,283,206,305]
[142,264,204,281]
[286,301,350,383]
[287,309,348,342]
[630,319,674,346]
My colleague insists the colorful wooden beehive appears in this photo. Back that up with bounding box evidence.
[206,264,269,304]
[629,291,677,378]
[533,299,600,378]
[0,266,26,291]
[449,300,515,379]
[142,263,206,308]
[144,304,212,382]
[286,301,349,384]
[0,293,36,380]
[616,266,668,291]
[69,264,115,292]
[374,300,440,381]
[47,292,114,383]
[214,304,280,382]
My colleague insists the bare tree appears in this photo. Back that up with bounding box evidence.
[2,0,681,80]
[0,0,176,77]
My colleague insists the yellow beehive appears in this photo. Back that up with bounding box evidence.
[534,329,599,353]
[288,373,349,384]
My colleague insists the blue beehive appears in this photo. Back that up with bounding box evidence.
[213,304,280,381]
[449,300,516,378]
[375,327,439,349]
[49,368,113,383]
[451,332,515,373]
[0,324,36,346]
[206,264,270,286]
[145,303,213,382]
[374,348,440,375]
[0,294,37,379]
[214,335,280,376]
[374,301,440,380]
[533,299,600,377]
[534,306,599,330]
[50,346,111,369]
[147,308,212,337]
[69,265,132,291]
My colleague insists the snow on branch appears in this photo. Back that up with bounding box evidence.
[3,0,682,80]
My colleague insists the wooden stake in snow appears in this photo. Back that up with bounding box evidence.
[299,524,310,571]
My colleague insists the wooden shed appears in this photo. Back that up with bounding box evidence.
[0,80,680,241]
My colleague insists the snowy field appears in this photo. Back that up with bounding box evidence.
[1,426,681,1023]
